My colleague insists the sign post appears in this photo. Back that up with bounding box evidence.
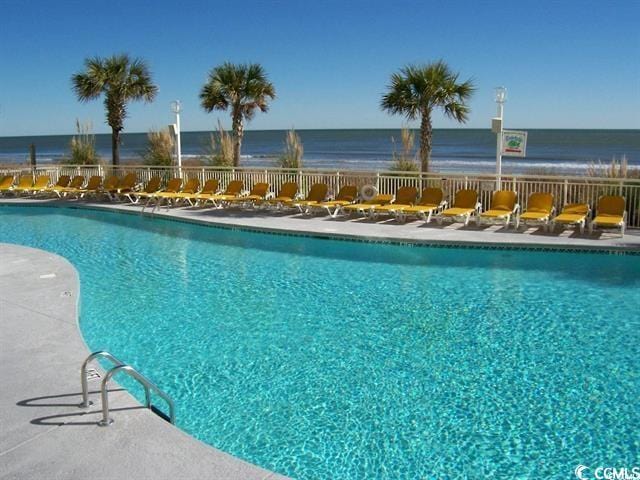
[492,87,507,190]
[170,100,182,177]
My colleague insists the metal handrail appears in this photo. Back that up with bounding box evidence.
[79,351,125,408]
[98,364,176,426]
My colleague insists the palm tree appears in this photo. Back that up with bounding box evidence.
[72,54,158,165]
[381,61,475,172]
[200,62,276,166]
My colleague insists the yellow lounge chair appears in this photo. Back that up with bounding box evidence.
[477,190,519,227]
[199,180,244,207]
[25,175,51,194]
[68,175,103,198]
[589,195,626,236]
[515,192,555,229]
[180,178,220,206]
[437,189,481,226]
[144,178,183,208]
[370,186,418,219]
[155,178,201,208]
[126,177,162,203]
[42,175,70,196]
[106,173,138,200]
[307,185,358,217]
[11,175,34,195]
[393,187,446,223]
[56,175,85,197]
[0,175,14,195]
[338,193,394,217]
[288,183,329,212]
[226,182,270,207]
[262,182,299,209]
[263,182,298,206]
[64,175,102,198]
[102,175,120,192]
[550,203,591,233]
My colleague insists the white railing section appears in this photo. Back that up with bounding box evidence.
[2,164,639,228]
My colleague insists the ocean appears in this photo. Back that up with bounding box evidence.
[0,129,638,174]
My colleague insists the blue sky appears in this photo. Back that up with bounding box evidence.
[0,0,638,136]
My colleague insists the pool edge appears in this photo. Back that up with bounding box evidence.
[1,199,639,255]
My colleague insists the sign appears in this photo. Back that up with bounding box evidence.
[501,130,527,157]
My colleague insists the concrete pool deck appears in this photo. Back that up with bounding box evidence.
[1,197,639,253]
[0,243,287,480]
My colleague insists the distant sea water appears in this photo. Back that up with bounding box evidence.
[0,129,638,175]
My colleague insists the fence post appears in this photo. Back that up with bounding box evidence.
[563,179,568,206]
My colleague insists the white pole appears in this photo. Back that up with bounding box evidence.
[171,101,182,177]
[496,100,503,190]
[494,87,506,190]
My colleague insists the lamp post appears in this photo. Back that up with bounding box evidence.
[170,100,182,176]
[493,87,507,189]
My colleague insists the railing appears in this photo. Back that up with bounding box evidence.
[79,350,125,408]
[3,164,640,228]
[98,364,175,426]
[79,351,175,426]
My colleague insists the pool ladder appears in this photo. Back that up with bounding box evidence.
[79,351,176,426]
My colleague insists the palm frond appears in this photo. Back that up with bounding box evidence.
[71,54,157,124]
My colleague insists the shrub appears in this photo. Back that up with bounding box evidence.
[587,156,639,179]
[143,128,174,166]
[276,129,304,169]
[67,120,100,165]
[390,128,419,172]
[203,121,234,167]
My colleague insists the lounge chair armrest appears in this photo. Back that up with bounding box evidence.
[475,202,482,213]
[513,204,520,214]
[265,192,274,200]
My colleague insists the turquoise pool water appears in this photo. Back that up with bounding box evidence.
[1,205,638,479]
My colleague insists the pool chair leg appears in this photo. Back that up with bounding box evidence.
[464,215,471,226]
[588,222,594,235]
[579,222,585,234]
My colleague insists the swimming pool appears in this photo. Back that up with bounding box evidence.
[1,205,638,479]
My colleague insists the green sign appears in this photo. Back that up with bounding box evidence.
[502,130,527,157]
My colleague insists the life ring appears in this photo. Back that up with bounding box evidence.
[360,185,378,201]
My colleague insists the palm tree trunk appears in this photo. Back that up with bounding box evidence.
[111,129,120,166]
[232,114,244,167]
[419,112,432,172]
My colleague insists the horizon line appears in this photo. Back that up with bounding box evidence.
[2,127,639,139]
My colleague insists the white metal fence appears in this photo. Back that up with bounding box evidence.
[2,164,640,228]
